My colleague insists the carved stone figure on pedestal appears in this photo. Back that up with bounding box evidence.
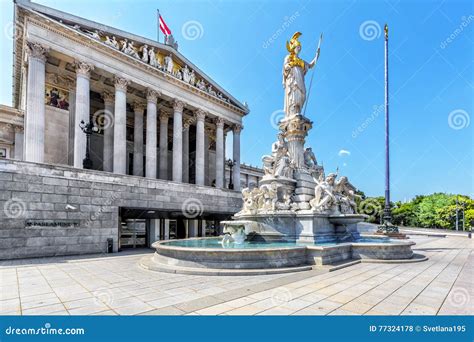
[189,70,196,85]
[104,36,119,49]
[283,32,321,117]
[120,39,128,53]
[334,176,359,214]
[141,44,149,63]
[86,29,101,40]
[196,79,207,91]
[182,65,192,83]
[165,54,174,73]
[148,47,159,68]
[310,173,337,212]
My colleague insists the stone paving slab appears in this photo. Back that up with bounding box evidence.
[0,235,472,316]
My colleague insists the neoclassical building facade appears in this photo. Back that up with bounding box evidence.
[0,0,261,259]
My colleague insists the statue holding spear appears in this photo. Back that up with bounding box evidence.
[283,32,323,117]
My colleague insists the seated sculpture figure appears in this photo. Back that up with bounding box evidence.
[334,176,359,214]
[262,133,294,178]
[310,173,338,212]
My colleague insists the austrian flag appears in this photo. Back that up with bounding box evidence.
[159,14,171,36]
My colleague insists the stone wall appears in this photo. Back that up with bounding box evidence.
[0,159,242,260]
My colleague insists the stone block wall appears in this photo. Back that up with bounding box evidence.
[0,159,242,260]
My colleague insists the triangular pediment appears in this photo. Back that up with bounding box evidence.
[15,0,249,114]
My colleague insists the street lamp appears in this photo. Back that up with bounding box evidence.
[226,159,236,190]
[79,119,99,169]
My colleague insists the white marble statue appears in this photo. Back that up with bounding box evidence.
[164,54,174,73]
[148,47,157,67]
[196,79,207,91]
[86,29,101,40]
[104,36,119,49]
[120,39,128,53]
[334,176,359,214]
[141,44,149,63]
[175,69,183,80]
[262,133,293,178]
[182,65,192,83]
[283,32,320,116]
[126,41,139,58]
[189,70,196,85]
[310,173,337,212]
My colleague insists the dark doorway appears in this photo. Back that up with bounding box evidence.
[177,218,186,239]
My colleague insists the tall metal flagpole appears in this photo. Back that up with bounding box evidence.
[378,23,400,236]
[157,9,160,43]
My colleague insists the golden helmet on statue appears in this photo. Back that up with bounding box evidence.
[286,32,302,53]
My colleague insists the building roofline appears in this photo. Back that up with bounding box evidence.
[14,0,249,114]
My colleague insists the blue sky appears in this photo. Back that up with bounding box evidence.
[1,0,472,201]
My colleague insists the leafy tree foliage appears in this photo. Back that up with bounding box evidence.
[361,193,473,230]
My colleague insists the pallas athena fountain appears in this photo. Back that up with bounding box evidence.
[142,32,419,275]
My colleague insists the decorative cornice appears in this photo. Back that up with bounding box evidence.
[102,91,115,105]
[19,14,248,116]
[114,76,130,92]
[26,41,48,63]
[173,99,185,113]
[146,89,159,103]
[74,61,94,78]
[195,109,206,122]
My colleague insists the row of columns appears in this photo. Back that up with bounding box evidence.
[24,41,242,190]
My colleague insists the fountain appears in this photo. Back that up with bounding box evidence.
[141,32,419,276]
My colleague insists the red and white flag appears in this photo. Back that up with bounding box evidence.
[159,13,171,36]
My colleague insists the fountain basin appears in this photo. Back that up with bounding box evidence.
[144,236,419,275]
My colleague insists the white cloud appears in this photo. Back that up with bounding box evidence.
[338,149,351,157]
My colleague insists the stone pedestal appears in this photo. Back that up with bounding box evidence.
[233,211,366,243]
[376,222,407,239]
[293,169,316,208]
[279,114,312,168]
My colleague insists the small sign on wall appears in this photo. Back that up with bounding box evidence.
[25,220,80,228]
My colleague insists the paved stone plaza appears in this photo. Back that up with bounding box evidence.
[0,234,472,316]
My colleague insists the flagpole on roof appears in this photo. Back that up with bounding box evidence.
[157,9,160,43]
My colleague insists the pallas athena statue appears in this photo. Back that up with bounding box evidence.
[283,32,321,117]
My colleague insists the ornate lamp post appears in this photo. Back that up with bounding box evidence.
[79,119,99,169]
[226,159,236,190]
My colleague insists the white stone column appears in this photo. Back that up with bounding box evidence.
[145,89,158,178]
[67,83,76,166]
[233,124,242,190]
[182,118,192,183]
[132,102,145,176]
[73,61,94,168]
[204,127,212,186]
[14,126,24,160]
[195,109,206,185]
[215,118,225,188]
[102,91,115,172]
[25,42,48,163]
[158,112,169,179]
[113,76,129,174]
[172,100,184,182]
